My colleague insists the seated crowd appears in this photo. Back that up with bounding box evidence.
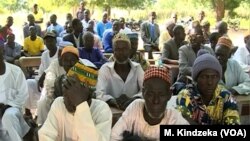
[0,2,250,141]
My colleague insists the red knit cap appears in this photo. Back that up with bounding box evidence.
[144,66,171,84]
[217,36,233,49]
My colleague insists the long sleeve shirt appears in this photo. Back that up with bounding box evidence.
[78,47,107,69]
[102,29,114,53]
[111,99,189,141]
[178,44,214,76]
[232,46,250,71]
[3,42,22,62]
[95,21,112,40]
[39,97,112,141]
[96,61,144,102]
[220,59,250,95]
[37,48,58,79]
[0,62,28,108]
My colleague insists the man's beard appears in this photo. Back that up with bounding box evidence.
[114,57,129,65]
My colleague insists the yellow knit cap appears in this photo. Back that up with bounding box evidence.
[61,46,79,57]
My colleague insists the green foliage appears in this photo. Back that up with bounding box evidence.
[87,0,153,9]
[0,0,28,12]
[225,0,242,17]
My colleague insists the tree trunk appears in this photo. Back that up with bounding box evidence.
[213,0,225,21]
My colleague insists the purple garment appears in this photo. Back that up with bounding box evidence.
[78,47,107,69]
[102,29,114,53]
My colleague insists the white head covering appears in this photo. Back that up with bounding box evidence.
[58,41,74,49]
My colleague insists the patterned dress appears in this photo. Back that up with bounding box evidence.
[177,84,240,125]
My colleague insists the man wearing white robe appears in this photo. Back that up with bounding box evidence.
[232,34,250,72]
[215,37,250,95]
[39,97,112,141]
[0,47,30,141]
[25,32,59,113]
[111,66,188,141]
[96,33,144,110]
[39,58,111,141]
[37,46,96,125]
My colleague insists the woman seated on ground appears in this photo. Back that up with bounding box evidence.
[176,50,240,125]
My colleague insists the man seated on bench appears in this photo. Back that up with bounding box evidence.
[111,66,188,141]
[23,26,44,57]
[0,45,31,141]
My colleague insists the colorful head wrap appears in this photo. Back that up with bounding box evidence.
[144,66,171,84]
[61,46,79,57]
[67,62,98,91]
[217,36,233,49]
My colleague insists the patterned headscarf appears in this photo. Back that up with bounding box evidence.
[67,61,98,91]
[144,66,171,84]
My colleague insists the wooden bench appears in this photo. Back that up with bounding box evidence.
[18,56,41,78]
[235,95,250,124]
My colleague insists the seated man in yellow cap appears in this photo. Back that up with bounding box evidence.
[96,33,144,110]
[39,58,112,141]
[37,46,96,125]
[215,37,250,95]
[111,66,188,141]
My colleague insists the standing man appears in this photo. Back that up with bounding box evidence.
[23,14,42,38]
[140,11,160,59]
[198,10,205,24]
[1,16,13,41]
[32,4,43,24]
[217,21,228,37]
[47,14,64,37]
[95,12,112,40]
[81,9,91,30]
[0,45,30,141]
[76,1,87,21]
